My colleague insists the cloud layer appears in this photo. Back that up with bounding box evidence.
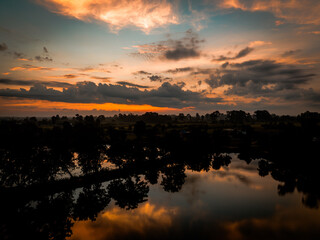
[205,59,320,103]
[0,81,222,108]
[218,0,320,25]
[35,0,179,33]
[132,29,204,61]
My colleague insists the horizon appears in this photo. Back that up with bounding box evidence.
[1,0,320,116]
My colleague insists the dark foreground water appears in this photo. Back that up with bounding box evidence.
[66,155,320,240]
[3,153,318,240]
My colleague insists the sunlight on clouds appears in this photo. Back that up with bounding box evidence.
[35,0,179,33]
[218,0,320,25]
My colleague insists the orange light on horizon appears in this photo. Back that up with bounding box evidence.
[0,98,179,115]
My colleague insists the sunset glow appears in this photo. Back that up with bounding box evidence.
[1,0,320,116]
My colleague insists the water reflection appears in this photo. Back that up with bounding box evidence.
[1,154,320,240]
[1,117,320,239]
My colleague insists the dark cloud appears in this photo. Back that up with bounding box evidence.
[235,47,254,58]
[147,75,172,82]
[148,75,163,82]
[221,62,229,69]
[63,74,77,79]
[0,78,73,88]
[176,81,186,88]
[13,51,24,58]
[43,46,48,53]
[0,81,222,108]
[165,47,200,60]
[281,49,301,57]
[0,42,8,51]
[163,29,203,61]
[90,76,112,82]
[132,29,204,61]
[35,56,53,62]
[166,67,194,74]
[132,70,152,75]
[214,47,254,61]
[205,59,319,103]
[116,81,150,89]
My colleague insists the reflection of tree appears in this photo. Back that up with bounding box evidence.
[161,164,186,192]
[212,154,231,170]
[77,149,104,175]
[34,192,74,240]
[258,159,320,209]
[144,169,160,185]
[0,191,75,240]
[73,183,110,221]
[107,176,149,210]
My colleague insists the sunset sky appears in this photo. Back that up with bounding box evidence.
[1,0,320,116]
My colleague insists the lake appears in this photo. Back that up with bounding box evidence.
[3,153,317,240]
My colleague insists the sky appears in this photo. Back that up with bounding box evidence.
[0,0,320,116]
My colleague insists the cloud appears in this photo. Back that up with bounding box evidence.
[213,47,254,61]
[90,76,112,82]
[249,41,272,47]
[147,75,172,82]
[132,29,204,61]
[217,0,320,25]
[35,56,53,62]
[13,52,24,58]
[164,48,200,60]
[133,70,152,75]
[205,59,319,103]
[148,75,163,82]
[10,64,55,71]
[0,42,8,51]
[116,81,150,88]
[0,78,73,88]
[221,62,229,68]
[35,0,179,33]
[166,67,195,74]
[63,74,77,79]
[281,50,301,57]
[0,81,222,108]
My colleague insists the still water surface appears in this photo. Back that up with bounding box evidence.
[67,154,320,240]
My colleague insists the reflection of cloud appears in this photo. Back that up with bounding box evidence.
[223,205,320,240]
[36,0,179,33]
[70,203,178,240]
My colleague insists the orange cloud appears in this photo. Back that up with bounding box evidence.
[219,0,320,25]
[35,0,179,33]
[10,64,55,71]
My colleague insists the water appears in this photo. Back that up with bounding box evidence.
[1,152,320,240]
[66,154,320,240]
